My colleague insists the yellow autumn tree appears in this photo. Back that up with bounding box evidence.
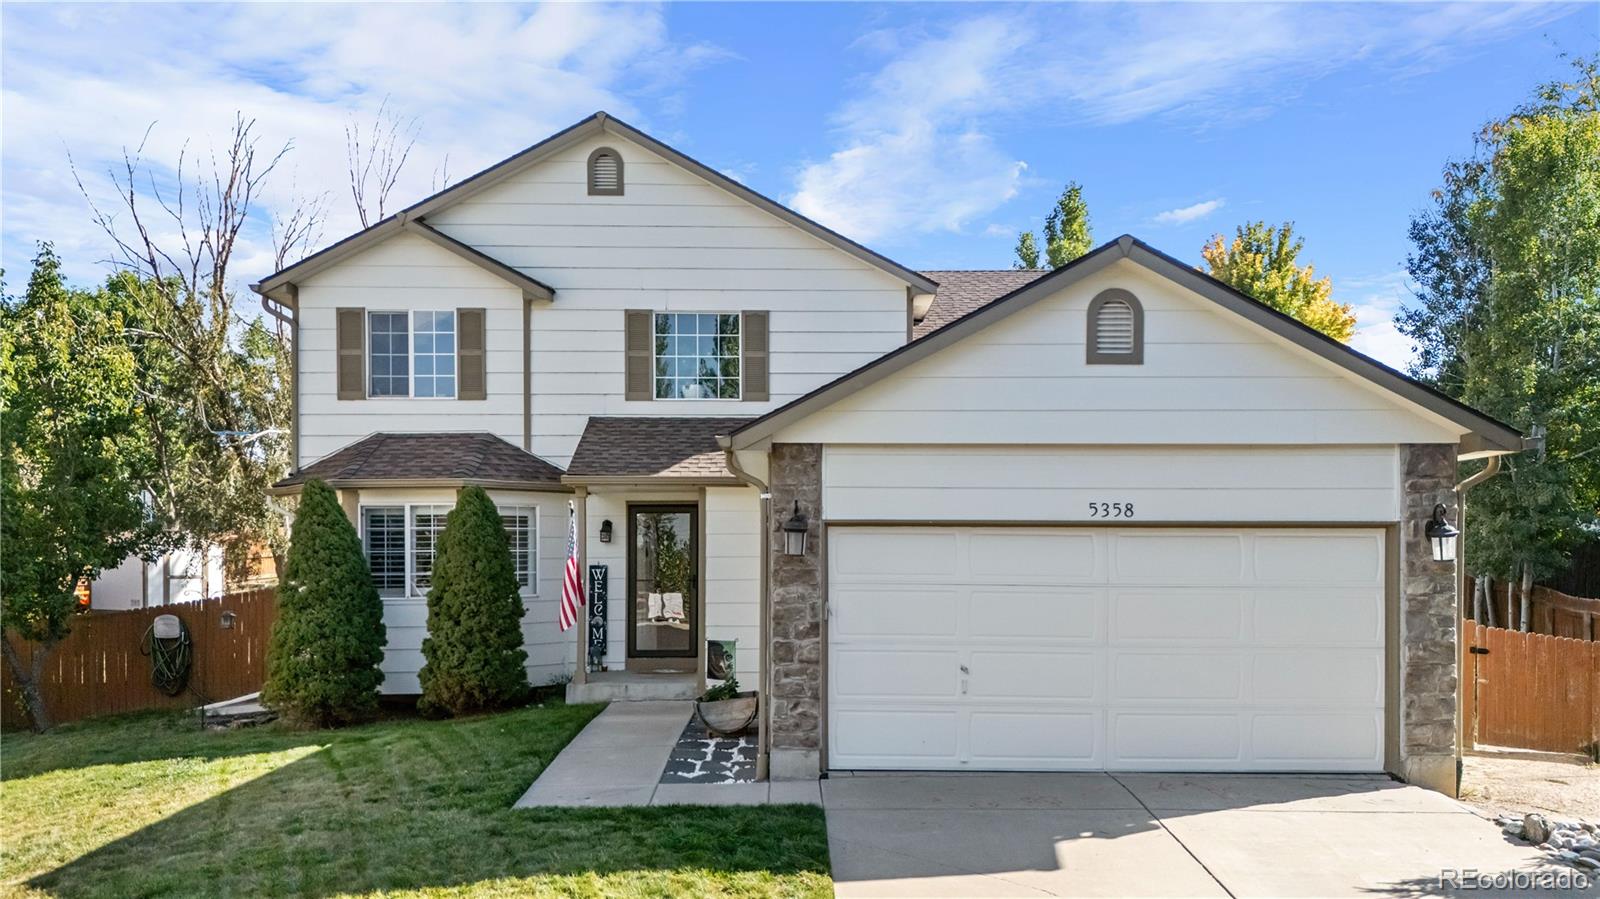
[1201,221,1356,342]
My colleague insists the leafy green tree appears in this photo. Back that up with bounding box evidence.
[418,487,529,716]
[1043,182,1093,269]
[1202,221,1357,341]
[0,246,167,730]
[1014,231,1041,270]
[1403,56,1600,622]
[263,480,386,725]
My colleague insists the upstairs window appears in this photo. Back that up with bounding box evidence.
[1086,289,1144,365]
[588,147,624,196]
[654,312,740,399]
[368,310,456,398]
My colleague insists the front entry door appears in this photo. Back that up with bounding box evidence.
[627,505,698,669]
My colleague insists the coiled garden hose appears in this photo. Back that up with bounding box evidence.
[140,616,193,697]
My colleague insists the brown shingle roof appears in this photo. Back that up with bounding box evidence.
[566,417,753,482]
[915,269,1049,339]
[274,433,565,490]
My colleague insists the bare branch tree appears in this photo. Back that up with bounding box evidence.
[346,96,418,226]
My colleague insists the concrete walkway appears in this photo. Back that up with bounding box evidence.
[513,701,821,807]
[825,772,1594,898]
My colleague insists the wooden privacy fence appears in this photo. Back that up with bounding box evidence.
[1466,577,1598,641]
[1460,618,1600,756]
[2,589,276,729]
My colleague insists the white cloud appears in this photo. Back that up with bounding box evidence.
[789,16,1030,243]
[1,3,724,288]
[1154,199,1225,226]
[788,3,1569,246]
[1343,271,1419,371]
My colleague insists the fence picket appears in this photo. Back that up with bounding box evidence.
[1462,617,1599,755]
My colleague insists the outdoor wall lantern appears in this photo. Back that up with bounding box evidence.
[220,610,238,630]
[599,519,613,543]
[1425,503,1459,563]
[782,501,810,556]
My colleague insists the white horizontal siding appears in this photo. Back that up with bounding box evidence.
[822,446,1401,523]
[294,232,526,469]
[428,132,909,467]
[774,259,1464,448]
[350,487,570,694]
[706,487,761,683]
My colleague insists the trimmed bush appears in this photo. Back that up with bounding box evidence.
[263,479,387,726]
[418,486,530,715]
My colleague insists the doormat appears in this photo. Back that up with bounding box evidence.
[659,714,758,784]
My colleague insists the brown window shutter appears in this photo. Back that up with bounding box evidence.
[625,309,652,401]
[336,308,366,400]
[742,310,769,402]
[457,308,486,400]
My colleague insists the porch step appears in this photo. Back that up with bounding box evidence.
[567,671,701,703]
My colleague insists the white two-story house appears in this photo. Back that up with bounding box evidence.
[257,113,1523,793]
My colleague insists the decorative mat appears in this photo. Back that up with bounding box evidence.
[659,713,758,784]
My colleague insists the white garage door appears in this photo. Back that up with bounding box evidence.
[827,527,1386,772]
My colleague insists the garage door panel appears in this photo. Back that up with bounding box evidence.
[1253,651,1383,704]
[829,526,1385,773]
[834,710,959,766]
[1111,589,1243,642]
[833,649,957,699]
[968,650,1099,700]
[969,531,1100,581]
[1113,652,1243,701]
[1255,532,1385,584]
[1111,712,1242,764]
[831,530,960,579]
[833,587,960,640]
[969,588,1100,641]
[1111,533,1246,583]
[970,712,1098,766]
[1251,712,1382,765]
[1253,588,1383,645]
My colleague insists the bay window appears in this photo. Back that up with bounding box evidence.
[359,502,538,598]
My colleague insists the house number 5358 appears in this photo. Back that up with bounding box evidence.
[1088,502,1134,519]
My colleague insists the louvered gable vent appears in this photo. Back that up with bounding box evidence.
[588,147,624,196]
[1086,288,1143,364]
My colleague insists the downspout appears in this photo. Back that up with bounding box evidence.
[257,284,300,470]
[1454,455,1501,625]
[722,443,771,782]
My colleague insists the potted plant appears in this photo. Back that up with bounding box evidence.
[696,675,758,737]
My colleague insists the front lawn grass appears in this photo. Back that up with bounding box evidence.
[1,701,831,898]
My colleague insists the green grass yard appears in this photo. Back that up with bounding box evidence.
[0,701,831,898]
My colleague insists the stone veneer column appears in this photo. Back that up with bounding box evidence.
[767,443,823,780]
[1399,443,1459,796]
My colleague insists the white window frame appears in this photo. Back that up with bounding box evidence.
[366,310,458,400]
[358,502,539,599]
[653,311,742,401]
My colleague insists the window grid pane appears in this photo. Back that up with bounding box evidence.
[412,310,456,398]
[411,505,452,595]
[369,313,409,397]
[362,507,406,594]
[653,312,740,399]
[500,508,537,593]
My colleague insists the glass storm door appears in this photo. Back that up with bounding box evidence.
[628,506,697,661]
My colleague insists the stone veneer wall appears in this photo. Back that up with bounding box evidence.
[767,443,823,779]
[1399,443,1460,795]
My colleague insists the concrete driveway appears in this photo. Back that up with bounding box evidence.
[824,773,1595,898]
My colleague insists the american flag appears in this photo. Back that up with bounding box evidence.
[558,501,585,631]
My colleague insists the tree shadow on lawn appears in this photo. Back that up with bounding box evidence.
[22,703,830,898]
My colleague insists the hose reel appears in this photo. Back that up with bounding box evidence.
[141,614,193,697]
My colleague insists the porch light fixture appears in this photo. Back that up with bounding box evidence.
[1424,503,1459,563]
[599,519,613,543]
[782,501,810,556]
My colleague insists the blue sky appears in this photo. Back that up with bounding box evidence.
[2,2,1593,367]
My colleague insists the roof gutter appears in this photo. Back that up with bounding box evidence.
[722,442,772,783]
